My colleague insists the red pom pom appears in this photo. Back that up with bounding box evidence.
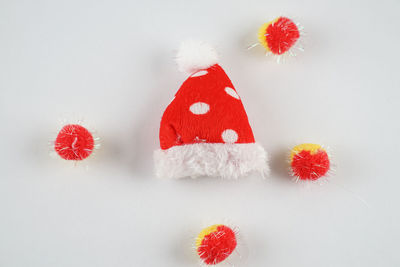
[264,17,300,55]
[290,144,330,181]
[197,225,237,265]
[54,124,94,160]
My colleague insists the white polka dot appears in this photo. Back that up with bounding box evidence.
[189,102,210,115]
[221,129,238,143]
[225,87,240,99]
[191,70,208,77]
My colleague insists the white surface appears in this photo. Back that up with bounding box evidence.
[1,0,399,266]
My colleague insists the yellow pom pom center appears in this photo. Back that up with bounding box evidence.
[290,143,325,161]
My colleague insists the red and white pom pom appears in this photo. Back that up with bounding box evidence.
[289,143,332,182]
[52,120,100,161]
[175,40,219,74]
[249,16,304,63]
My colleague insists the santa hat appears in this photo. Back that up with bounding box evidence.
[154,41,269,179]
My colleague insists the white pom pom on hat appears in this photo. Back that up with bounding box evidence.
[175,40,219,74]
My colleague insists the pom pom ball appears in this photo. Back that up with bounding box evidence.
[290,143,330,181]
[196,224,237,265]
[258,16,301,56]
[175,40,218,74]
[54,124,95,160]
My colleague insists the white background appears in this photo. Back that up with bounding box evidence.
[1,0,399,266]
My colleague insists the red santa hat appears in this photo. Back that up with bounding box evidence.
[154,41,269,179]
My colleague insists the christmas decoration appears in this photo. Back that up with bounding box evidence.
[249,16,303,62]
[54,124,98,161]
[290,143,331,181]
[154,40,269,179]
[196,224,237,265]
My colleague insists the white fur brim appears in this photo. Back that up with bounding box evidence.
[154,143,269,179]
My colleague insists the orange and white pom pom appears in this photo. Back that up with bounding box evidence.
[195,224,238,265]
[289,144,331,181]
[53,122,100,161]
[249,16,304,62]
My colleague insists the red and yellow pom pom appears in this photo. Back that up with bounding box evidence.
[290,144,330,181]
[54,124,95,160]
[196,224,237,265]
[258,16,301,57]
